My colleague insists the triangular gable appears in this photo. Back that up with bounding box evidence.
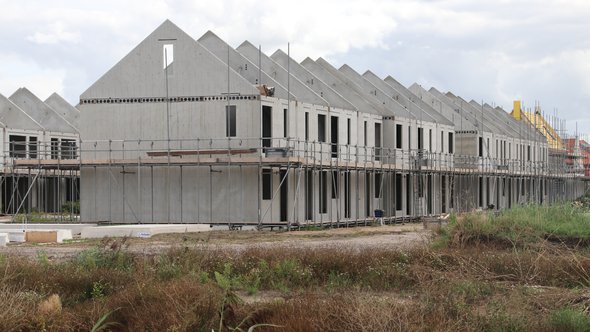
[45,93,80,129]
[408,83,461,126]
[198,31,293,101]
[81,20,259,100]
[9,88,76,133]
[0,93,43,131]
[383,76,453,126]
[428,87,494,133]
[446,93,509,136]
[338,64,415,120]
[301,58,385,116]
[236,41,328,107]
[270,49,354,110]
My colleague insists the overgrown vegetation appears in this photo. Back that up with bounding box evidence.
[440,202,590,248]
[1,198,590,331]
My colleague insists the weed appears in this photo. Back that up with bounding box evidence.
[90,307,121,332]
[549,307,590,332]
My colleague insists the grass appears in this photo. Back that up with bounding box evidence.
[441,203,590,248]
[1,200,590,330]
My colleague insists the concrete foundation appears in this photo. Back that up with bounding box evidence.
[81,224,212,239]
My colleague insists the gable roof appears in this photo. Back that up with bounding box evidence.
[0,93,43,131]
[408,83,462,124]
[383,76,454,126]
[236,41,328,106]
[81,20,259,100]
[9,88,76,133]
[428,87,493,133]
[338,64,416,120]
[45,93,80,129]
[270,49,355,110]
[301,58,386,116]
[198,31,296,101]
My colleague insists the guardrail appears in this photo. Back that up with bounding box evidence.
[2,137,585,176]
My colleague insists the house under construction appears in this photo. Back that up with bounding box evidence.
[9,20,588,226]
[0,89,79,216]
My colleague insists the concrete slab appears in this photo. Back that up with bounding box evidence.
[81,224,212,239]
[1,229,74,243]
[0,233,7,247]
[8,231,26,243]
[0,224,95,236]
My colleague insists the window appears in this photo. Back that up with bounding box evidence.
[396,124,402,149]
[226,105,236,137]
[374,173,382,198]
[61,139,77,159]
[374,123,381,161]
[478,137,483,157]
[429,129,432,151]
[332,171,338,199]
[9,135,26,158]
[262,169,272,200]
[441,131,444,153]
[408,126,411,150]
[395,173,402,209]
[363,121,367,146]
[163,44,174,69]
[29,136,38,159]
[495,140,498,158]
[417,127,423,150]
[347,118,351,145]
[527,145,531,161]
[283,108,288,137]
[320,171,327,213]
[262,106,271,147]
[318,114,326,142]
[51,138,60,159]
[479,176,483,207]
[305,112,309,141]
[448,132,454,154]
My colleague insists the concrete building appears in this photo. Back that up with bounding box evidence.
[69,20,587,225]
[0,88,79,216]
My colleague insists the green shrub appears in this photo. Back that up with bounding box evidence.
[549,307,590,332]
[61,201,80,214]
[75,239,133,271]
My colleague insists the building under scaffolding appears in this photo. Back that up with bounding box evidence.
[7,20,589,226]
[0,89,79,216]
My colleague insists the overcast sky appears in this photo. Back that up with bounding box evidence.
[0,0,588,136]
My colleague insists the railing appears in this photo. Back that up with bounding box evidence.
[1,137,585,177]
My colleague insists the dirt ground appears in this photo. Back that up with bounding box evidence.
[0,222,436,261]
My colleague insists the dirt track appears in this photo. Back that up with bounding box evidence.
[0,223,434,261]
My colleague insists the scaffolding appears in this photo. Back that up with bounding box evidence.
[5,135,588,229]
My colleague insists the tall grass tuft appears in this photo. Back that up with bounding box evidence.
[446,203,590,247]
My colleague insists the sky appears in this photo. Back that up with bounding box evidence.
[0,0,589,137]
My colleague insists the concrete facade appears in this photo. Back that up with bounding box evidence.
[75,20,587,225]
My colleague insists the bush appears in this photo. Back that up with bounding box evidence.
[61,201,80,214]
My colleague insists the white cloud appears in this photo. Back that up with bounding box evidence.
[27,21,80,44]
[0,0,588,134]
[0,53,66,99]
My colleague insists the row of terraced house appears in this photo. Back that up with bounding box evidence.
[4,20,588,226]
